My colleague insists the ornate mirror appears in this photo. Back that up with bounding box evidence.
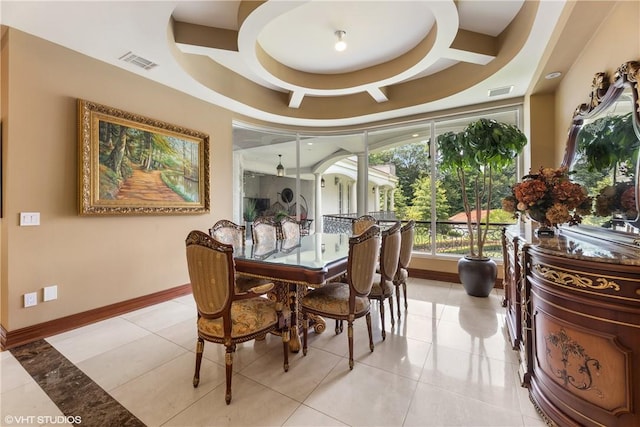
[562,60,640,243]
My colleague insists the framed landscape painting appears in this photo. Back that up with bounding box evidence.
[78,99,209,215]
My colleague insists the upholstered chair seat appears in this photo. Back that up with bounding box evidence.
[301,283,370,317]
[197,297,279,339]
[369,276,394,299]
[396,267,409,283]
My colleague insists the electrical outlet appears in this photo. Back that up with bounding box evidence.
[24,292,38,307]
[19,212,40,226]
[43,285,58,301]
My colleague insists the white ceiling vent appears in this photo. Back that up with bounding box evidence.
[118,51,158,70]
[488,86,513,97]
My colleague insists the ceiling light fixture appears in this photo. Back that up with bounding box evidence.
[334,30,347,52]
[545,71,562,80]
[276,154,284,177]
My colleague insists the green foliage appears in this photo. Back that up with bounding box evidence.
[243,199,258,222]
[437,118,527,258]
[370,141,430,206]
[577,113,638,175]
[409,176,450,221]
[98,164,122,199]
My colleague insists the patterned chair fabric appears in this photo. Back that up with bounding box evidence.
[252,216,278,245]
[301,225,381,370]
[209,219,272,293]
[280,215,302,240]
[394,220,415,318]
[185,230,290,404]
[352,215,377,235]
[368,221,401,340]
[209,219,245,250]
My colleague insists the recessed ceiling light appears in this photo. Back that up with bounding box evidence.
[412,133,419,137]
[545,71,562,80]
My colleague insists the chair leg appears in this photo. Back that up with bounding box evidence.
[224,344,236,405]
[395,283,402,320]
[302,312,309,356]
[403,281,408,309]
[379,298,386,340]
[193,337,204,388]
[388,295,395,327]
[282,327,290,372]
[347,319,354,370]
[366,312,374,352]
[335,319,343,334]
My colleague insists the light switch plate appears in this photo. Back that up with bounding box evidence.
[43,285,58,301]
[24,292,38,307]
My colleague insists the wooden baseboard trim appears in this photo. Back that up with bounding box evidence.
[1,284,192,351]
[408,268,503,289]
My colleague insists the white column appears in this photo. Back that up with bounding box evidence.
[373,186,380,212]
[383,188,389,212]
[350,180,357,214]
[233,152,243,224]
[390,188,396,212]
[357,132,369,216]
[314,173,323,233]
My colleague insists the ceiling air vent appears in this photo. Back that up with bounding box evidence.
[118,51,157,70]
[488,86,513,97]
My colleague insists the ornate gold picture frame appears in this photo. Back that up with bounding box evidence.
[78,99,209,215]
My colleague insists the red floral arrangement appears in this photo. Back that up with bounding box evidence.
[502,166,592,227]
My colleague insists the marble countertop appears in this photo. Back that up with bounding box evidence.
[505,223,640,265]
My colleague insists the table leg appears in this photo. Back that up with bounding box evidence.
[288,284,303,352]
[309,314,326,333]
[274,282,325,353]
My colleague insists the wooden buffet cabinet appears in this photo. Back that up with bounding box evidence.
[502,224,640,426]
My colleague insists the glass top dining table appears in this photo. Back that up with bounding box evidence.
[234,232,351,351]
[234,232,350,287]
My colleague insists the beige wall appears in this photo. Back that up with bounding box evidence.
[1,29,233,330]
[553,1,640,163]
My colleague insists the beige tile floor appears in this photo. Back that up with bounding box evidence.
[1,278,547,427]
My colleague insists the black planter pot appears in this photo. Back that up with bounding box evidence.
[458,256,497,297]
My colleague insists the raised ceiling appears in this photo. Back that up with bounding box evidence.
[1,0,567,128]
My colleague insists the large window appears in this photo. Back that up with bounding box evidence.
[233,105,524,259]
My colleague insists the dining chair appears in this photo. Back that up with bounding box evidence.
[367,221,401,340]
[352,214,377,235]
[280,215,302,240]
[301,225,381,369]
[210,219,272,293]
[252,216,278,245]
[394,220,415,318]
[185,230,290,404]
[209,219,246,250]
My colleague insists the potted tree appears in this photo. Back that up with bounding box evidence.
[438,118,527,297]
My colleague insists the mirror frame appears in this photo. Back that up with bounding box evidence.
[560,60,640,245]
